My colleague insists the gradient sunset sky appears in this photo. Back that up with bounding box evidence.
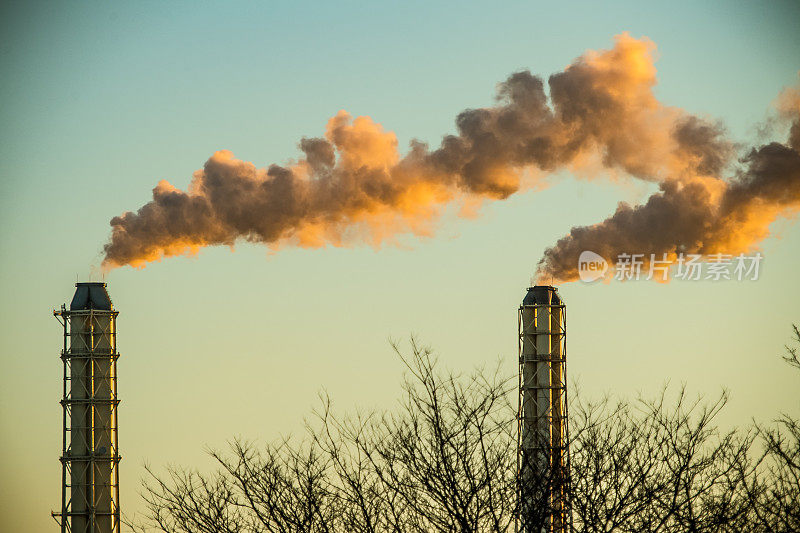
[1,1,799,531]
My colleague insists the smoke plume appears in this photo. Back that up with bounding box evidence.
[103,34,799,281]
[536,84,800,282]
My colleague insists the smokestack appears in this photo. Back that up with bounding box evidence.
[53,283,121,533]
[518,286,569,532]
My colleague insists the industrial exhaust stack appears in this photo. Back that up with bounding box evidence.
[518,286,571,533]
[53,282,121,533]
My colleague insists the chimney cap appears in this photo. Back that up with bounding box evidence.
[522,285,562,306]
[70,282,113,311]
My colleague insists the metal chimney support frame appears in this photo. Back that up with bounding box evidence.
[53,283,121,533]
[517,286,571,533]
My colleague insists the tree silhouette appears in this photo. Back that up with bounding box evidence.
[130,330,800,532]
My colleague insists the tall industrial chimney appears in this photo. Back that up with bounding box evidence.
[53,282,121,533]
[518,286,570,533]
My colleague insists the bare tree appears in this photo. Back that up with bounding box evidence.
[131,333,800,532]
[744,324,800,533]
[314,339,518,533]
[569,389,758,532]
[131,339,517,533]
[781,324,800,371]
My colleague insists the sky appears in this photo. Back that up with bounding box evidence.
[1,1,799,531]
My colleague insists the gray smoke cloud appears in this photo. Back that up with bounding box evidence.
[103,34,797,281]
[536,87,800,282]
